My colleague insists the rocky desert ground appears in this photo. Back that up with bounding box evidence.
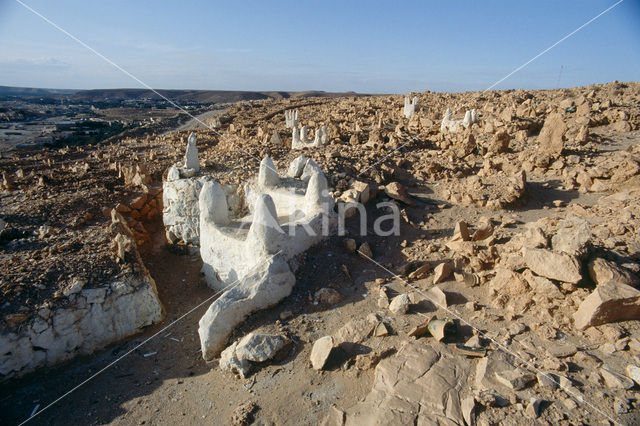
[1,81,640,425]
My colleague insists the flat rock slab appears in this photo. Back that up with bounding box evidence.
[523,248,582,283]
[344,342,470,425]
[495,369,536,391]
[573,280,640,330]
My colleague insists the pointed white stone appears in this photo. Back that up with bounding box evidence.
[463,110,472,127]
[199,180,230,225]
[305,171,332,211]
[258,157,280,187]
[249,194,283,252]
[287,156,308,178]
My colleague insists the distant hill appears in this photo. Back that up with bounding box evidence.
[0,86,363,103]
[68,89,362,103]
[0,86,78,97]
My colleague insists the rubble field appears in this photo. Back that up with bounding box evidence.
[1,81,640,425]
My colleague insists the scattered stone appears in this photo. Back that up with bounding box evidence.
[451,221,470,241]
[613,397,631,415]
[373,321,389,337]
[343,343,470,424]
[588,257,640,287]
[314,288,343,306]
[408,317,431,338]
[524,225,547,249]
[425,286,447,309]
[220,342,251,378]
[475,389,509,407]
[489,130,510,154]
[384,182,415,206]
[472,218,494,241]
[547,343,578,358]
[235,333,288,363]
[573,280,640,329]
[357,242,372,258]
[525,398,543,418]
[353,348,394,370]
[388,294,410,314]
[600,367,635,390]
[495,369,536,391]
[538,112,566,158]
[407,263,431,280]
[489,268,529,296]
[626,364,640,385]
[562,398,577,411]
[433,262,452,284]
[523,248,582,283]
[551,216,590,257]
[377,287,390,309]
[537,371,559,390]
[230,401,258,426]
[334,314,378,345]
[465,335,482,348]
[343,238,357,253]
[310,336,334,370]
[62,277,86,297]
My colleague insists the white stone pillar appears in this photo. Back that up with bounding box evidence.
[185,132,199,171]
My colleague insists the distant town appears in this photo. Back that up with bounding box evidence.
[0,90,208,151]
[0,86,358,151]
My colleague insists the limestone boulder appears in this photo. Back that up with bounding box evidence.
[551,217,591,257]
[198,255,296,360]
[573,280,640,329]
[388,294,410,314]
[538,113,566,158]
[235,333,289,363]
[588,258,640,287]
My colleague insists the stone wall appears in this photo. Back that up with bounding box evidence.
[115,184,164,247]
[0,214,164,380]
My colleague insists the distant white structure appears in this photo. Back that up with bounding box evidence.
[185,132,199,172]
[285,109,299,129]
[403,96,418,118]
[440,108,478,132]
[292,125,329,150]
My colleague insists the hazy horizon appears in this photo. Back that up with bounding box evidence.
[1,1,639,94]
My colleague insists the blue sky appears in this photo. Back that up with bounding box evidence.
[0,0,638,93]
